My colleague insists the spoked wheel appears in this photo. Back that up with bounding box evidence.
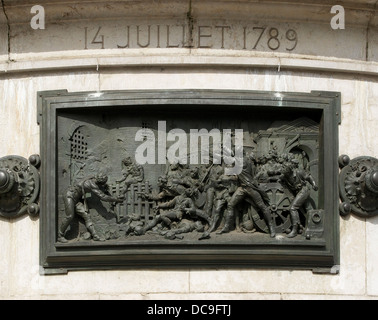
[248,182,293,234]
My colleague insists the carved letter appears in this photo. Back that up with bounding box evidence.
[243,27,247,50]
[198,26,212,48]
[157,25,161,48]
[117,26,130,48]
[166,25,180,48]
[215,26,231,49]
[137,25,151,48]
[182,24,193,48]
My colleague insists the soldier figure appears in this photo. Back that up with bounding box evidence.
[279,158,318,238]
[117,156,144,196]
[219,152,276,238]
[162,219,205,240]
[199,170,237,240]
[165,162,187,195]
[140,175,177,201]
[135,188,211,236]
[202,163,224,217]
[58,172,124,243]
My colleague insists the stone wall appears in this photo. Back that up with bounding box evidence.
[0,0,377,299]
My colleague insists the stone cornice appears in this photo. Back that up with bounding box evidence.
[1,49,378,76]
[0,1,377,74]
[1,0,377,26]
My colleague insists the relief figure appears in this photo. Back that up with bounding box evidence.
[58,172,124,243]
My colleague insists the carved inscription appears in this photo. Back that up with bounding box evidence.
[84,24,298,51]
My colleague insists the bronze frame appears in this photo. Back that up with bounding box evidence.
[38,89,341,275]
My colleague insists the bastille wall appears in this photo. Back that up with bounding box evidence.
[0,0,378,299]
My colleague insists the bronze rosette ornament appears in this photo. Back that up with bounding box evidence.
[339,155,378,218]
[0,155,40,219]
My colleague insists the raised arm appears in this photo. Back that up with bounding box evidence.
[157,197,177,209]
[305,171,318,191]
[87,181,123,203]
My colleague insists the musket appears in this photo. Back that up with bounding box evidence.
[200,163,214,185]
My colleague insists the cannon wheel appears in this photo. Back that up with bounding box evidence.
[248,182,294,234]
